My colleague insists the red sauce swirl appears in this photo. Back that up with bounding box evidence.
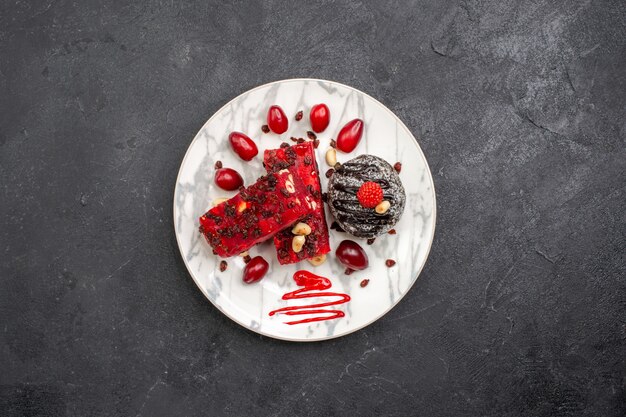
[269,270,351,325]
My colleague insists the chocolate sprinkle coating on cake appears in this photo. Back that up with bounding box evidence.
[327,154,405,238]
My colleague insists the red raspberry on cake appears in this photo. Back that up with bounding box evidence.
[264,142,331,265]
[356,181,383,208]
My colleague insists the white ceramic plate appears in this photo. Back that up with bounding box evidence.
[174,79,436,341]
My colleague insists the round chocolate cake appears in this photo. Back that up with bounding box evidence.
[327,154,405,238]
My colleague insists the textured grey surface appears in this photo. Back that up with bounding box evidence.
[1,0,625,416]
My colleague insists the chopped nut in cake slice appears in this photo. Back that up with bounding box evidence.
[264,142,331,265]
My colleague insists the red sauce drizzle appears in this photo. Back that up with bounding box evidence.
[269,270,351,325]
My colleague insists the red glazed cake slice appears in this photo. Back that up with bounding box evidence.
[199,170,311,257]
[264,142,331,264]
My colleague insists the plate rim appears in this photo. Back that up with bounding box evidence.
[173,78,437,342]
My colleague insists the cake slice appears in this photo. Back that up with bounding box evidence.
[264,142,331,264]
[199,169,312,257]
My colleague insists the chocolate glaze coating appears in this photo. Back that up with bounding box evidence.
[327,155,405,238]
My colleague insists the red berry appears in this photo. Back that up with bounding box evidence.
[214,168,243,191]
[336,119,363,153]
[243,256,269,284]
[356,181,383,208]
[267,105,288,134]
[310,103,330,133]
[336,240,369,270]
[229,132,258,161]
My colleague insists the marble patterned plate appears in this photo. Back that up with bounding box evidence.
[174,79,436,341]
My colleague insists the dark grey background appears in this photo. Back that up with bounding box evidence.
[1,0,624,416]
